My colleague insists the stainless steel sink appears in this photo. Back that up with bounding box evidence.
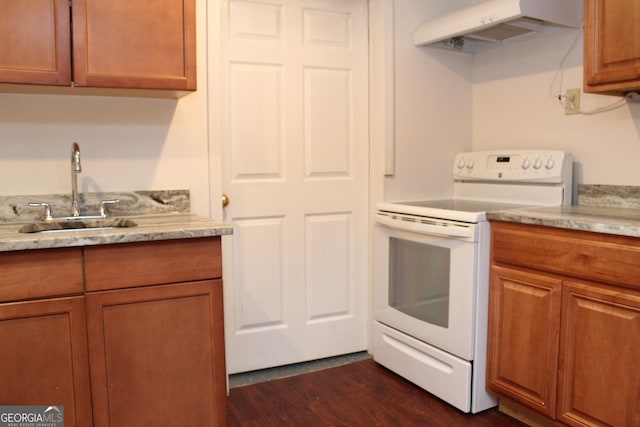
[19,218,138,234]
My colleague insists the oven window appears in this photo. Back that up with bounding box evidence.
[389,237,450,328]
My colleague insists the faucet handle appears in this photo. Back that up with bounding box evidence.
[99,199,120,218]
[28,202,54,221]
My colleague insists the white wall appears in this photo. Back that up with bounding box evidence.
[472,30,640,188]
[0,0,211,217]
[381,0,473,202]
[4,2,637,217]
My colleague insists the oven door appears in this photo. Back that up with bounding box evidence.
[373,217,479,361]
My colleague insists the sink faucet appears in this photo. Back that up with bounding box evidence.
[71,143,82,216]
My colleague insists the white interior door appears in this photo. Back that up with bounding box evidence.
[216,0,369,374]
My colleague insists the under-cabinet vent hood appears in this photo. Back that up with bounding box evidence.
[413,0,583,53]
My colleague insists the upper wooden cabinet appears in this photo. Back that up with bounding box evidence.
[584,0,640,95]
[72,0,196,90]
[0,0,71,85]
[0,0,196,92]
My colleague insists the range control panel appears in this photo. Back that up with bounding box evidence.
[452,150,572,183]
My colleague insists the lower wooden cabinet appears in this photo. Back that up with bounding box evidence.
[557,281,640,427]
[0,237,226,427]
[487,265,562,418]
[488,221,640,427]
[86,280,227,427]
[0,296,93,426]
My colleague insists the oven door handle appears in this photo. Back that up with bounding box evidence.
[375,213,475,238]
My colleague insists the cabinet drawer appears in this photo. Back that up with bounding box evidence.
[491,221,640,290]
[84,237,222,291]
[0,248,84,302]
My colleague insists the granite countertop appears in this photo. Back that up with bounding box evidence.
[486,184,640,238]
[0,190,232,252]
[487,205,640,238]
[0,213,233,252]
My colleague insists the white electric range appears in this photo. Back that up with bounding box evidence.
[372,150,572,413]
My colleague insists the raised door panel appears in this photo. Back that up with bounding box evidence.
[86,280,226,427]
[584,0,640,94]
[72,0,196,90]
[0,0,71,85]
[0,297,92,427]
[487,265,562,418]
[558,281,640,427]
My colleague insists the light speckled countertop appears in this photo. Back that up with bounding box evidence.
[487,184,640,237]
[0,213,232,252]
[487,184,640,238]
[0,190,232,252]
[487,205,640,238]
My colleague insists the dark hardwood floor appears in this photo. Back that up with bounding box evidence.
[227,358,527,426]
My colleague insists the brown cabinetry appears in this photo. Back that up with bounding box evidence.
[488,221,640,427]
[488,266,562,418]
[584,0,640,95]
[0,0,195,91]
[84,238,226,427]
[0,297,93,427]
[0,0,71,85]
[557,281,640,427]
[0,237,225,427]
[86,280,226,427]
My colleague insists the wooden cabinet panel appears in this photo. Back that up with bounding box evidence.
[72,0,196,90]
[0,248,84,302]
[487,265,562,418]
[584,0,640,95]
[0,0,71,85]
[0,297,93,427]
[490,221,640,426]
[84,237,222,291]
[86,280,227,427]
[558,281,640,427]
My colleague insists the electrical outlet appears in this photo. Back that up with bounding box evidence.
[565,88,581,115]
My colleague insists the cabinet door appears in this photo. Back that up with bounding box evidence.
[487,265,562,418]
[584,0,640,94]
[0,297,92,427]
[0,0,71,85]
[558,281,640,427]
[71,0,196,90]
[86,280,227,427]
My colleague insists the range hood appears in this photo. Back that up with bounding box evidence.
[413,0,583,53]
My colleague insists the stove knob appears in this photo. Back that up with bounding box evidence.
[533,158,543,169]
[545,158,555,169]
[466,159,475,169]
[521,158,531,169]
[457,159,466,169]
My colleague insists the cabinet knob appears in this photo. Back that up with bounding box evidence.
[221,194,230,208]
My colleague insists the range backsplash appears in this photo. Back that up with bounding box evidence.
[578,184,640,209]
[0,190,190,223]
